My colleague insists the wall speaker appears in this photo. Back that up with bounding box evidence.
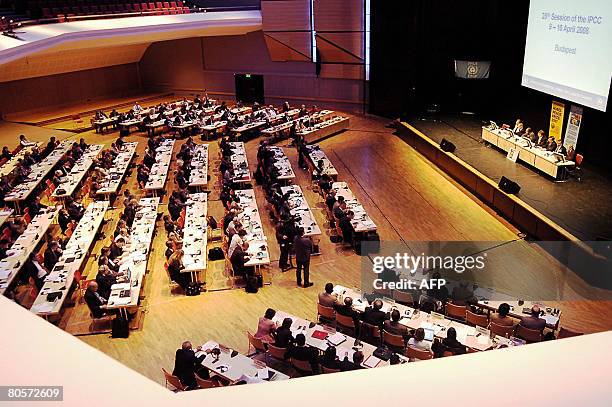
[498,176,521,194]
[440,138,456,153]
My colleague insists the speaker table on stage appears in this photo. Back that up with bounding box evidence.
[498,176,521,195]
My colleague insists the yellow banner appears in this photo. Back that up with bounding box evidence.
[549,101,565,142]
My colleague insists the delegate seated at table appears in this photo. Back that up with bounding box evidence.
[490,302,514,327]
[173,341,211,390]
[519,305,546,331]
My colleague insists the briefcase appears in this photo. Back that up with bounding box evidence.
[46,291,63,302]
[373,346,392,361]
[208,247,224,261]
[111,316,129,338]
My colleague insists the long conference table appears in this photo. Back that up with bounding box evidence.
[331,182,377,233]
[0,143,40,177]
[104,197,160,320]
[182,193,208,282]
[52,144,104,200]
[0,208,13,228]
[92,116,119,133]
[31,201,109,317]
[267,146,295,182]
[96,142,138,199]
[234,189,270,271]
[197,340,289,384]
[228,142,251,184]
[280,185,322,238]
[298,116,350,144]
[0,206,61,296]
[4,140,72,213]
[332,285,519,353]
[481,126,575,180]
[476,298,560,330]
[144,139,175,195]
[273,310,410,368]
[188,143,209,190]
[260,110,334,139]
[231,120,267,139]
[305,144,338,179]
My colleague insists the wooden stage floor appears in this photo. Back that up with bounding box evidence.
[1,106,611,387]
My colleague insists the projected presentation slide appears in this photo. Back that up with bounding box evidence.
[521,0,612,112]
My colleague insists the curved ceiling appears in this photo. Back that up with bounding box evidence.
[0,10,261,82]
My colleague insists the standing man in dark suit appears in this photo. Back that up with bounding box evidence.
[293,228,313,288]
[172,341,208,389]
[339,210,355,246]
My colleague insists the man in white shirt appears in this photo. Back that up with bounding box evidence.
[19,134,36,148]
[133,102,143,113]
[228,229,247,258]
[407,327,432,361]
[226,220,242,239]
[31,256,49,290]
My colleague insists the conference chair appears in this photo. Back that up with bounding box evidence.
[382,330,406,354]
[195,374,220,389]
[22,209,31,225]
[267,343,288,364]
[89,312,114,333]
[373,287,393,299]
[317,303,336,326]
[515,324,543,343]
[445,302,467,321]
[246,331,267,358]
[557,327,584,339]
[335,313,357,336]
[360,322,381,346]
[465,310,489,328]
[290,358,316,376]
[406,345,433,361]
[418,294,439,313]
[321,365,341,374]
[162,368,185,392]
[489,321,514,338]
[393,290,415,307]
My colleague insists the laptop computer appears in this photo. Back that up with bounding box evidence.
[424,328,435,342]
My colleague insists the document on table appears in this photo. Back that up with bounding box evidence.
[327,333,347,346]
[363,355,382,368]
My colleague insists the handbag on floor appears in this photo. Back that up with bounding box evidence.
[208,247,224,261]
[185,282,201,296]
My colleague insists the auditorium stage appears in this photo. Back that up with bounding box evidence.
[406,114,612,242]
